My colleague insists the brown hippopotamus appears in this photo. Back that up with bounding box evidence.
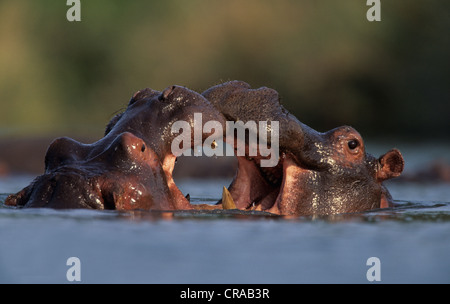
[5,86,225,210]
[202,81,404,216]
[5,81,404,217]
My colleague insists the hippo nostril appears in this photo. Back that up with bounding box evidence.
[141,144,146,153]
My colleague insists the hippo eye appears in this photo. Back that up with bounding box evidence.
[348,139,360,150]
[141,144,146,153]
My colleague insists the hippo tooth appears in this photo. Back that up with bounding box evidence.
[222,186,237,210]
[211,140,218,150]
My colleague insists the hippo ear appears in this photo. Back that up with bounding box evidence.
[129,88,160,106]
[159,86,176,101]
[377,149,404,182]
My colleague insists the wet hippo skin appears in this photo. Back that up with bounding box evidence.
[203,81,404,216]
[5,86,225,210]
[6,81,404,216]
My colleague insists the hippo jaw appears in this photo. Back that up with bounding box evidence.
[5,169,106,209]
[6,132,177,210]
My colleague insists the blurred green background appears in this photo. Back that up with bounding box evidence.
[0,0,449,140]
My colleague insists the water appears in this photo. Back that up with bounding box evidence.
[0,144,450,284]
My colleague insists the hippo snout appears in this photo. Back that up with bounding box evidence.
[93,132,153,170]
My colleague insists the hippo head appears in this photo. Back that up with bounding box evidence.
[203,81,404,216]
[5,86,225,210]
[274,126,404,216]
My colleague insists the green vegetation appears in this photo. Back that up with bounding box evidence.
[0,0,448,139]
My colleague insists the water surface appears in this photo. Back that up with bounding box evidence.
[0,143,449,283]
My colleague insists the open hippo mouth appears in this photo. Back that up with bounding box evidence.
[6,81,404,216]
[203,81,405,216]
[217,132,403,216]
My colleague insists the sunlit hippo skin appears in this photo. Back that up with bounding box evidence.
[5,86,225,210]
[202,81,405,216]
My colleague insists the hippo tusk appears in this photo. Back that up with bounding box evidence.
[221,186,237,210]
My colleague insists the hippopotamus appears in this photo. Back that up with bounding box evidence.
[5,80,404,217]
[202,81,404,216]
[5,85,225,210]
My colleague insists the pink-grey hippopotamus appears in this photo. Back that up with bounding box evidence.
[202,81,404,216]
[5,81,404,216]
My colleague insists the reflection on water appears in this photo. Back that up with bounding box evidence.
[2,175,449,223]
[2,190,449,224]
